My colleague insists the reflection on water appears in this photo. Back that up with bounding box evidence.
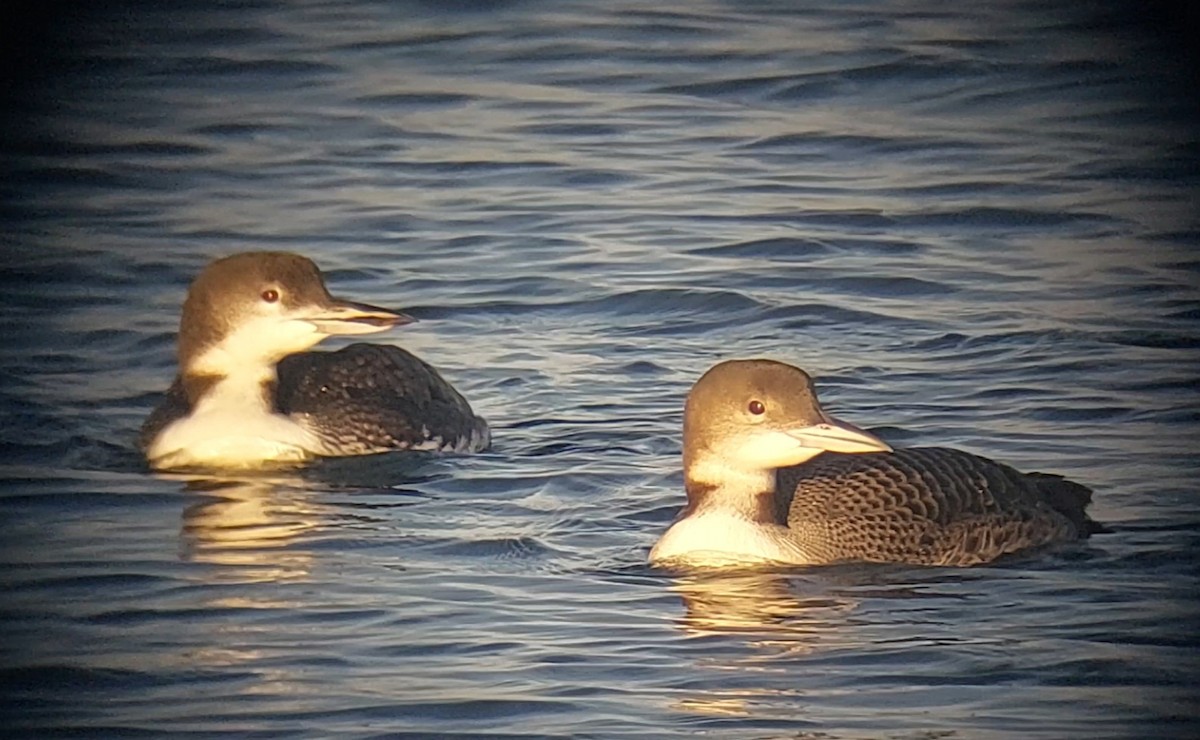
[674,696,755,718]
[666,569,858,723]
[669,569,857,642]
[177,475,323,581]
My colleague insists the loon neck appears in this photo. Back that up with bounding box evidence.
[181,359,279,415]
[683,455,791,525]
[650,457,807,567]
[176,312,319,410]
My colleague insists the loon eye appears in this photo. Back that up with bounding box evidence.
[261,288,280,303]
[748,400,765,416]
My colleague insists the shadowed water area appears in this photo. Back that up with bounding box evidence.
[1,1,1198,738]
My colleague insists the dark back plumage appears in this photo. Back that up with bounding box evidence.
[778,447,1100,566]
[276,343,488,454]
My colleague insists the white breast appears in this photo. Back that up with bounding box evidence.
[146,375,324,470]
[146,406,323,469]
[648,511,811,567]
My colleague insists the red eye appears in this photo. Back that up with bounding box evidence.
[748,400,765,415]
[261,289,280,303]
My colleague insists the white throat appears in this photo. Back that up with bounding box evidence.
[187,313,324,378]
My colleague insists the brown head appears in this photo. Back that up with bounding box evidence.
[175,252,412,400]
[683,359,891,477]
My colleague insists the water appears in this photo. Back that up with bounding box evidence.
[2,1,1198,737]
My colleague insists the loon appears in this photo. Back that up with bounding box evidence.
[649,359,1101,568]
[139,251,490,470]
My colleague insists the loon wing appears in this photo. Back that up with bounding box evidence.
[276,343,489,454]
[779,447,1098,565]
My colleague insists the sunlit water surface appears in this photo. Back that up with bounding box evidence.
[1,2,1198,738]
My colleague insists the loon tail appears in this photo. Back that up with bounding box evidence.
[1028,472,1108,536]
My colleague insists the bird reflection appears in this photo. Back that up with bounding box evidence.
[668,568,857,641]
[176,474,323,582]
[164,454,437,584]
[661,565,972,719]
[664,568,861,720]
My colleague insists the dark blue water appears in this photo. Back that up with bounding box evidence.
[2,1,1198,737]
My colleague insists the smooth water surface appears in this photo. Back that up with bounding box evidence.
[1,1,1198,738]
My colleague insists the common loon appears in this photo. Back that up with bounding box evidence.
[140,251,490,470]
[649,359,1101,568]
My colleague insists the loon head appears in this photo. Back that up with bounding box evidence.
[177,252,412,398]
[683,359,892,478]
[650,359,893,567]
